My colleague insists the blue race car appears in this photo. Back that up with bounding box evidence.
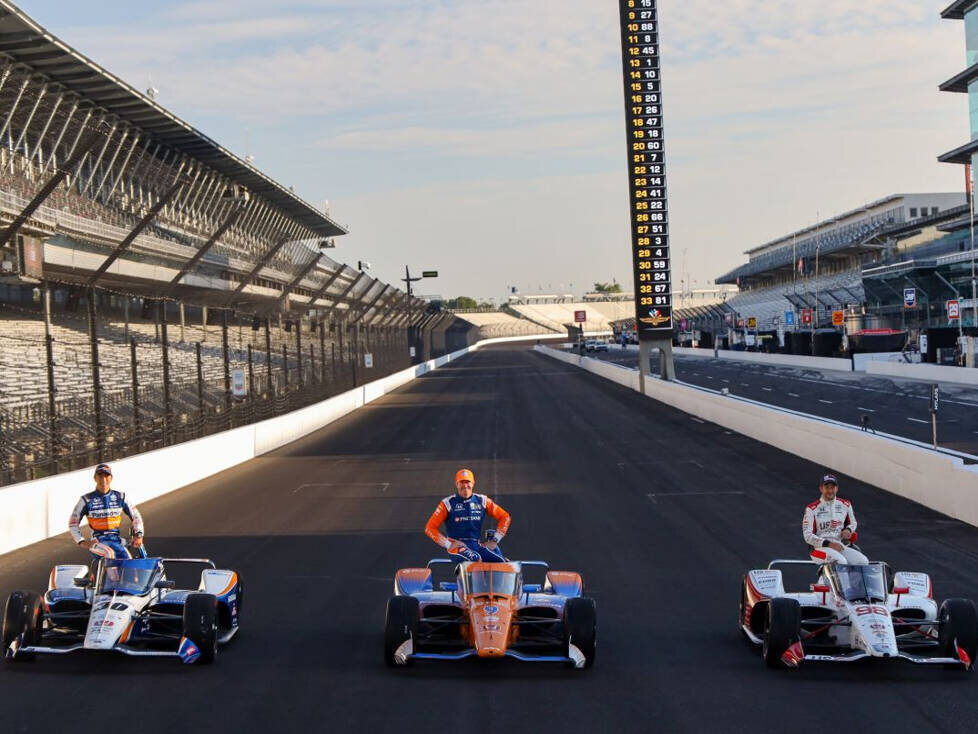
[3,557,241,664]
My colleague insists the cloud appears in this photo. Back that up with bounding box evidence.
[20,0,970,299]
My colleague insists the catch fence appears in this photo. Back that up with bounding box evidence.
[0,283,411,485]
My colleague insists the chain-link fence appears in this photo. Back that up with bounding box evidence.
[0,283,413,485]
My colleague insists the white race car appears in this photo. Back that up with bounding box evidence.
[740,559,977,670]
[3,556,241,664]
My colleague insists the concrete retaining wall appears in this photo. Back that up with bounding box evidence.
[537,346,978,528]
[866,360,978,386]
[673,346,852,372]
[0,338,525,557]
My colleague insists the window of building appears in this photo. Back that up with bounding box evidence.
[932,207,939,215]
[910,208,917,218]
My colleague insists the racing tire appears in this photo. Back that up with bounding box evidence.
[563,597,597,669]
[2,591,43,662]
[183,593,219,665]
[384,596,420,668]
[938,598,978,671]
[762,597,801,670]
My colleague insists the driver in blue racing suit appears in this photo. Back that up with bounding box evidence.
[69,463,147,562]
[425,468,511,563]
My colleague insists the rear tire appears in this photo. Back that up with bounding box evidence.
[384,596,419,668]
[762,597,801,669]
[563,597,596,669]
[183,593,218,664]
[939,598,978,671]
[2,592,42,662]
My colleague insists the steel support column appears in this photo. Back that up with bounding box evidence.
[228,234,291,303]
[221,310,232,418]
[277,254,325,310]
[42,282,58,472]
[130,338,140,450]
[87,177,186,285]
[86,287,105,461]
[0,127,103,248]
[164,206,244,295]
[158,301,172,443]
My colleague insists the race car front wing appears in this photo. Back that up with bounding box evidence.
[393,638,587,668]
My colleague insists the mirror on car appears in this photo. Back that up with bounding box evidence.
[439,582,458,591]
[523,584,542,593]
[154,580,176,589]
[72,577,91,588]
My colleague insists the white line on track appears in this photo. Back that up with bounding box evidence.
[741,383,750,387]
[788,393,800,398]
[293,482,390,493]
[907,418,929,424]
[819,399,833,404]
[723,379,730,383]
[762,387,773,392]
[857,407,875,412]
[647,491,746,504]
[690,417,705,424]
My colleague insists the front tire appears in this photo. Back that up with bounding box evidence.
[384,596,419,668]
[564,597,597,669]
[183,593,218,664]
[939,598,978,671]
[762,597,801,669]
[2,592,43,662]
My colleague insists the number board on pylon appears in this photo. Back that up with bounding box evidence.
[619,0,672,337]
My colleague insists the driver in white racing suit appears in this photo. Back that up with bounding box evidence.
[803,473,869,565]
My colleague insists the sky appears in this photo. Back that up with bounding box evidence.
[15,0,970,303]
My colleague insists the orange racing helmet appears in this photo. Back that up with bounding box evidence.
[455,468,475,488]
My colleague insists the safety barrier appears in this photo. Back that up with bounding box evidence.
[0,334,554,556]
[865,360,978,387]
[537,346,978,528]
[671,346,853,372]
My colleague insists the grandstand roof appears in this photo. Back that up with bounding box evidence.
[937,137,978,165]
[942,0,978,20]
[0,0,346,238]
[938,61,978,93]
[743,194,904,255]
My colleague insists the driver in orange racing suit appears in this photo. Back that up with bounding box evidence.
[425,468,511,562]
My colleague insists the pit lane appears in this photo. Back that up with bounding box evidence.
[1,344,977,732]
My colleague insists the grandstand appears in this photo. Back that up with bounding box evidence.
[0,3,474,484]
[713,194,965,332]
[507,296,634,336]
[451,311,558,339]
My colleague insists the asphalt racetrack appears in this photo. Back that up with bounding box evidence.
[590,347,978,456]
[2,345,977,732]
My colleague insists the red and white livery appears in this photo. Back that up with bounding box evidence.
[740,558,977,670]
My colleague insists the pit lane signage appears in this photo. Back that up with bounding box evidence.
[747,317,757,329]
[801,309,812,325]
[619,0,672,336]
[948,299,960,320]
[904,288,916,309]
[574,310,587,323]
[785,311,795,326]
[832,310,844,326]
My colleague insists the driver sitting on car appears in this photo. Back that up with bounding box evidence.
[69,463,147,562]
[803,473,868,565]
[424,468,510,563]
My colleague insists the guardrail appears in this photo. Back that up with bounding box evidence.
[536,346,978,529]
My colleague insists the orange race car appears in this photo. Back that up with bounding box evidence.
[384,559,596,669]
